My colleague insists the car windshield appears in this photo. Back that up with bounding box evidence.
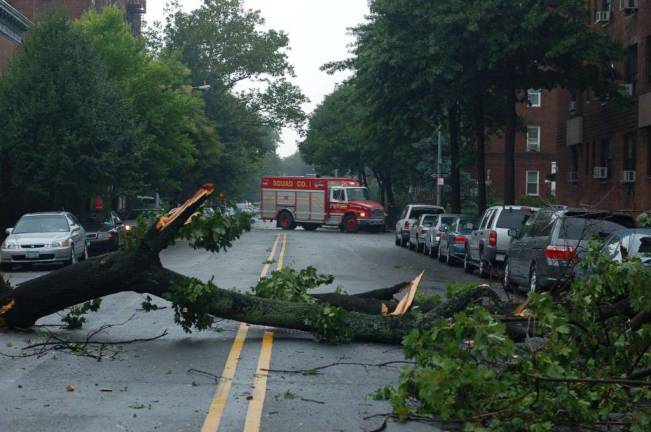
[558,217,624,240]
[459,218,477,233]
[345,188,369,201]
[79,213,113,230]
[412,207,442,219]
[14,215,69,234]
[496,209,534,229]
[421,215,436,227]
[440,216,457,227]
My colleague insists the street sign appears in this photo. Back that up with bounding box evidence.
[437,177,444,186]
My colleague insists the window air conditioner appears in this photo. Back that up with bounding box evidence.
[621,170,636,183]
[595,10,611,23]
[593,167,608,179]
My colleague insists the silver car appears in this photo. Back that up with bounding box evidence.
[1,212,88,271]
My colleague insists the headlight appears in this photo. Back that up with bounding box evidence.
[50,239,70,248]
[125,225,132,231]
[359,212,367,218]
[2,241,18,249]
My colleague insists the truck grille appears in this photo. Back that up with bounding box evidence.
[372,209,384,219]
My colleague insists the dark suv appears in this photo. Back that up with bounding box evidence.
[504,207,636,293]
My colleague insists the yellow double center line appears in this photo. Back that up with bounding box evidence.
[201,233,287,432]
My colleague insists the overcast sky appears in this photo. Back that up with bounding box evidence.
[146,1,369,157]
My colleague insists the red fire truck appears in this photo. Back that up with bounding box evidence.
[260,176,386,232]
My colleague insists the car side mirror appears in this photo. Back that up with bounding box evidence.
[5,228,13,235]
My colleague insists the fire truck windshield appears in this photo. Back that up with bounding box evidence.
[345,187,369,201]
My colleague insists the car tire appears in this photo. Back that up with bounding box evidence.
[395,236,401,246]
[66,244,78,266]
[343,215,359,233]
[503,258,515,291]
[529,265,539,294]
[1,263,12,273]
[463,249,474,274]
[479,257,490,279]
[80,244,89,261]
[278,211,295,231]
[417,241,424,253]
[446,247,454,266]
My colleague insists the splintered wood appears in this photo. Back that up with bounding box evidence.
[386,271,424,317]
[155,184,215,231]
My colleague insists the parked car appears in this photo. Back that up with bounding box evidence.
[439,216,478,266]
[79,212,124,256]
[1,212,87,270]
[395,204,445,247]
[408,214,438,252]
[123,208,161,231]
[424,214,462,257]
[465,206,538,278]
[600,229,651,266]
[504,207,635,293]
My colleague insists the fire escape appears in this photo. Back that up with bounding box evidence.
[124,0,145,35]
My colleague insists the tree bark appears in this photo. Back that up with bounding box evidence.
[448,102,461,213]
[504,71,517,205]
[0,185,512,344]
[474,94,487,213]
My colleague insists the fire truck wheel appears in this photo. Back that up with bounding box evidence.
[278,211,295,230]
[343,215,359,233]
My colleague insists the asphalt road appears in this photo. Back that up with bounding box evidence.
[0,221,483,432]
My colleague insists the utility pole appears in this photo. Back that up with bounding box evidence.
[436,128,442,206]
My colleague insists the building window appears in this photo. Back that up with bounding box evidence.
[527,126,541,152]
[647,128,651,177]
[526,171,540,196]
[623,132,636,171]
[527,89,541,107]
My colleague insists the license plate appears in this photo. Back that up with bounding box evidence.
[25,251,39,259]
[496,254,505,262]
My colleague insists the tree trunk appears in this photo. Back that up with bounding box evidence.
[474,94,487,213]
[448,102,461,213]
[504,74,517,205]
[0,185,514,344]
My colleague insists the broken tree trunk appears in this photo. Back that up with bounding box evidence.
[0,184,509,344]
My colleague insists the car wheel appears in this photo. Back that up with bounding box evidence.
[80,244,89,261]
[463,249,474,274]
[529,265,539,293]
[395,235,401,246]
[278,211,295,230]
[479,257,489,279]
[417,241,424,253]
[343,214,359,233]
[503,258,515,291]
[66,244,78,266]
[446,247,453,266]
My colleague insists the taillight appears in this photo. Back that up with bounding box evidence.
[420,229,427,235]
[545,245,577,261]
[489,230,497,247]
[454,236,466,244]
[404,221,410,230]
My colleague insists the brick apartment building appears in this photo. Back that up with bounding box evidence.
[0,0,145,72]
[485,88,566,202]
[485,1,650,216]
[0,0,30,71]
[557,0,651,215]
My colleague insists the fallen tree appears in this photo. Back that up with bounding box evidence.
[0,184,509,344]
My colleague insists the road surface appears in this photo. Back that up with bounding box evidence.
[0,222,484,432]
